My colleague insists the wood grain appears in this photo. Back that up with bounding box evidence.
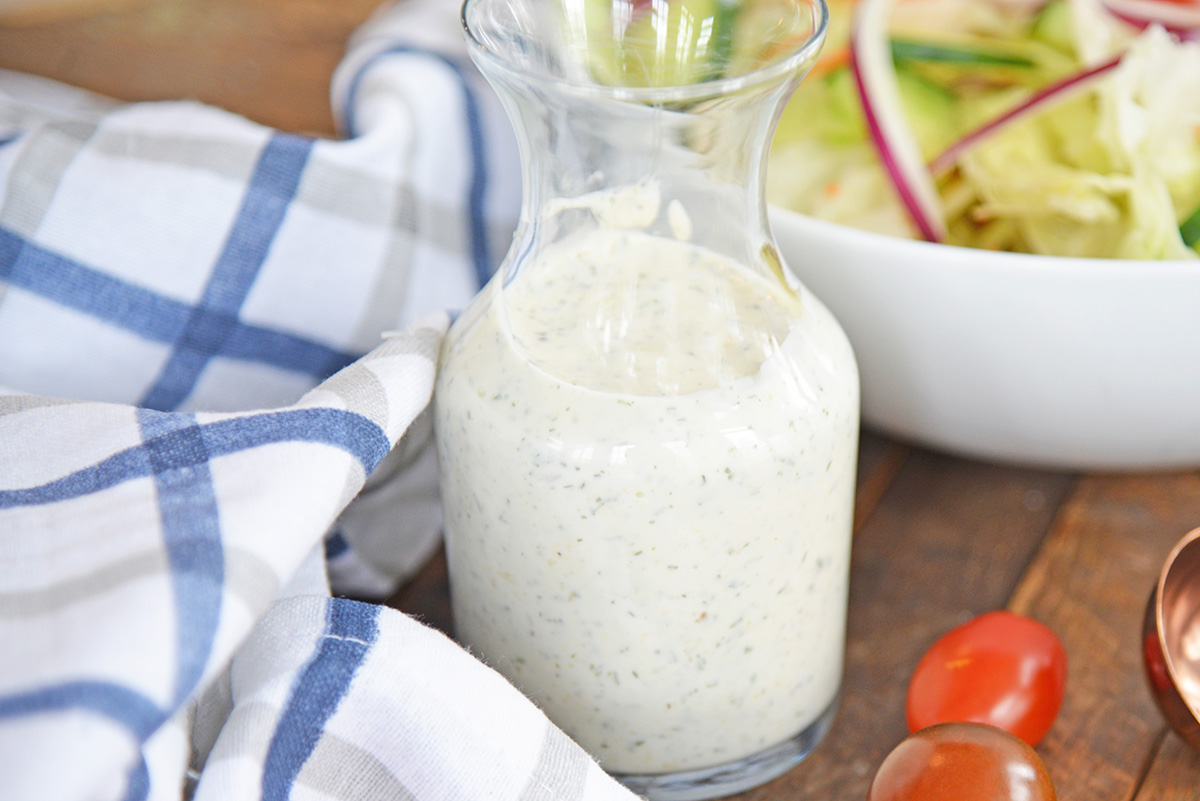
[389,542,454,638]
[1010,472,1200,801]
[0,0,380,135]
[853,429,909,536]
[1136,731,1200,801]
[0,0,152,27]
[731,447,1076,799]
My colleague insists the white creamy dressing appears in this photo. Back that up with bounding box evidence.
[434,186,859,774]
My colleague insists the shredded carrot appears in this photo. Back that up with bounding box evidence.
[823,180,842,198]
[762,35,849,70]
[810,43,851,77]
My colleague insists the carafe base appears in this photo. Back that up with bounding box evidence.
[610,696,839,801]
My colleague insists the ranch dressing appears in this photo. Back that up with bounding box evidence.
[434,190,859,775]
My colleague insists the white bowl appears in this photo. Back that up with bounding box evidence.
[769,205,1200,471]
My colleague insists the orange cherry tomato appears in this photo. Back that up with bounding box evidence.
[867,722,1057,801]
[906,610,1067,746]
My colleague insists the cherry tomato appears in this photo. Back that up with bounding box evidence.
[867,722,1057,801]
[906,610,1067,746]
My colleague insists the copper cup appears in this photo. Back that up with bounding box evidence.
[1143,526,1200,751]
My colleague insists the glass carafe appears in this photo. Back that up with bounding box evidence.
[434,1,859,798]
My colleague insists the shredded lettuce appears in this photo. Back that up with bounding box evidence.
[768,0,1200,259]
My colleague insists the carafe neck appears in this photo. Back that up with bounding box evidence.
[462,0,827,282]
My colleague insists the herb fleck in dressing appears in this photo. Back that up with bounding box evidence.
[435,225,859,774]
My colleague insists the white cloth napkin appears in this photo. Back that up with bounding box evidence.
[0,0,641,799]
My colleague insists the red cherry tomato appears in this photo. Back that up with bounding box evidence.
[867,722,1057,801]
[906,610,1067,746]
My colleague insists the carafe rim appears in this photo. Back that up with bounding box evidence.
[459,0,830,104]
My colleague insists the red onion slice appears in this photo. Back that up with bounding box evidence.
[1101,0,1200,39]
[928,55,1123,175]
[850,0,947,242]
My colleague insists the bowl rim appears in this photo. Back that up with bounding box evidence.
[768,203,1200,278]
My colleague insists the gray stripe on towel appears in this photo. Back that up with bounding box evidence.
[0,549,166,619]
[350,182,418,351]
[0,394,84,417]
[206,700,280,764]
[89,127,261,184]
[518,726,590,801]
[0,547,277,620]
[0,120,97,238]
[298,733,419,801]
[319,363,390,429]
[368,323,440,365]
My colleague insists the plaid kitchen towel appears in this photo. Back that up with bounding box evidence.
[0,0,641,799]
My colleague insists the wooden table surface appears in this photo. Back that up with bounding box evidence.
[4,2,1200,799]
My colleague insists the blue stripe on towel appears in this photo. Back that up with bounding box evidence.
[0,226,192,341]
[261,600,381,800]
[0,407,390,508]
[0,227,358,380]
[221,322,355,379]
[137,410,224,707]
[324,529,351,560]
[0,680,162,741]
[342,46,492,289]
[139,132,315,411]
[120,757,150,801]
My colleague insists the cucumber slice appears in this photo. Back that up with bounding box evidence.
[1030,0,1075,56]
[775,65,867,146]
[1182,204,1200,250]
[823,66,869,143]
[891,39,1036,68]
[895,67,960,159]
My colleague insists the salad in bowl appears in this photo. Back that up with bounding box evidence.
[768,0,1200,260]
[762,0,1200,468]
